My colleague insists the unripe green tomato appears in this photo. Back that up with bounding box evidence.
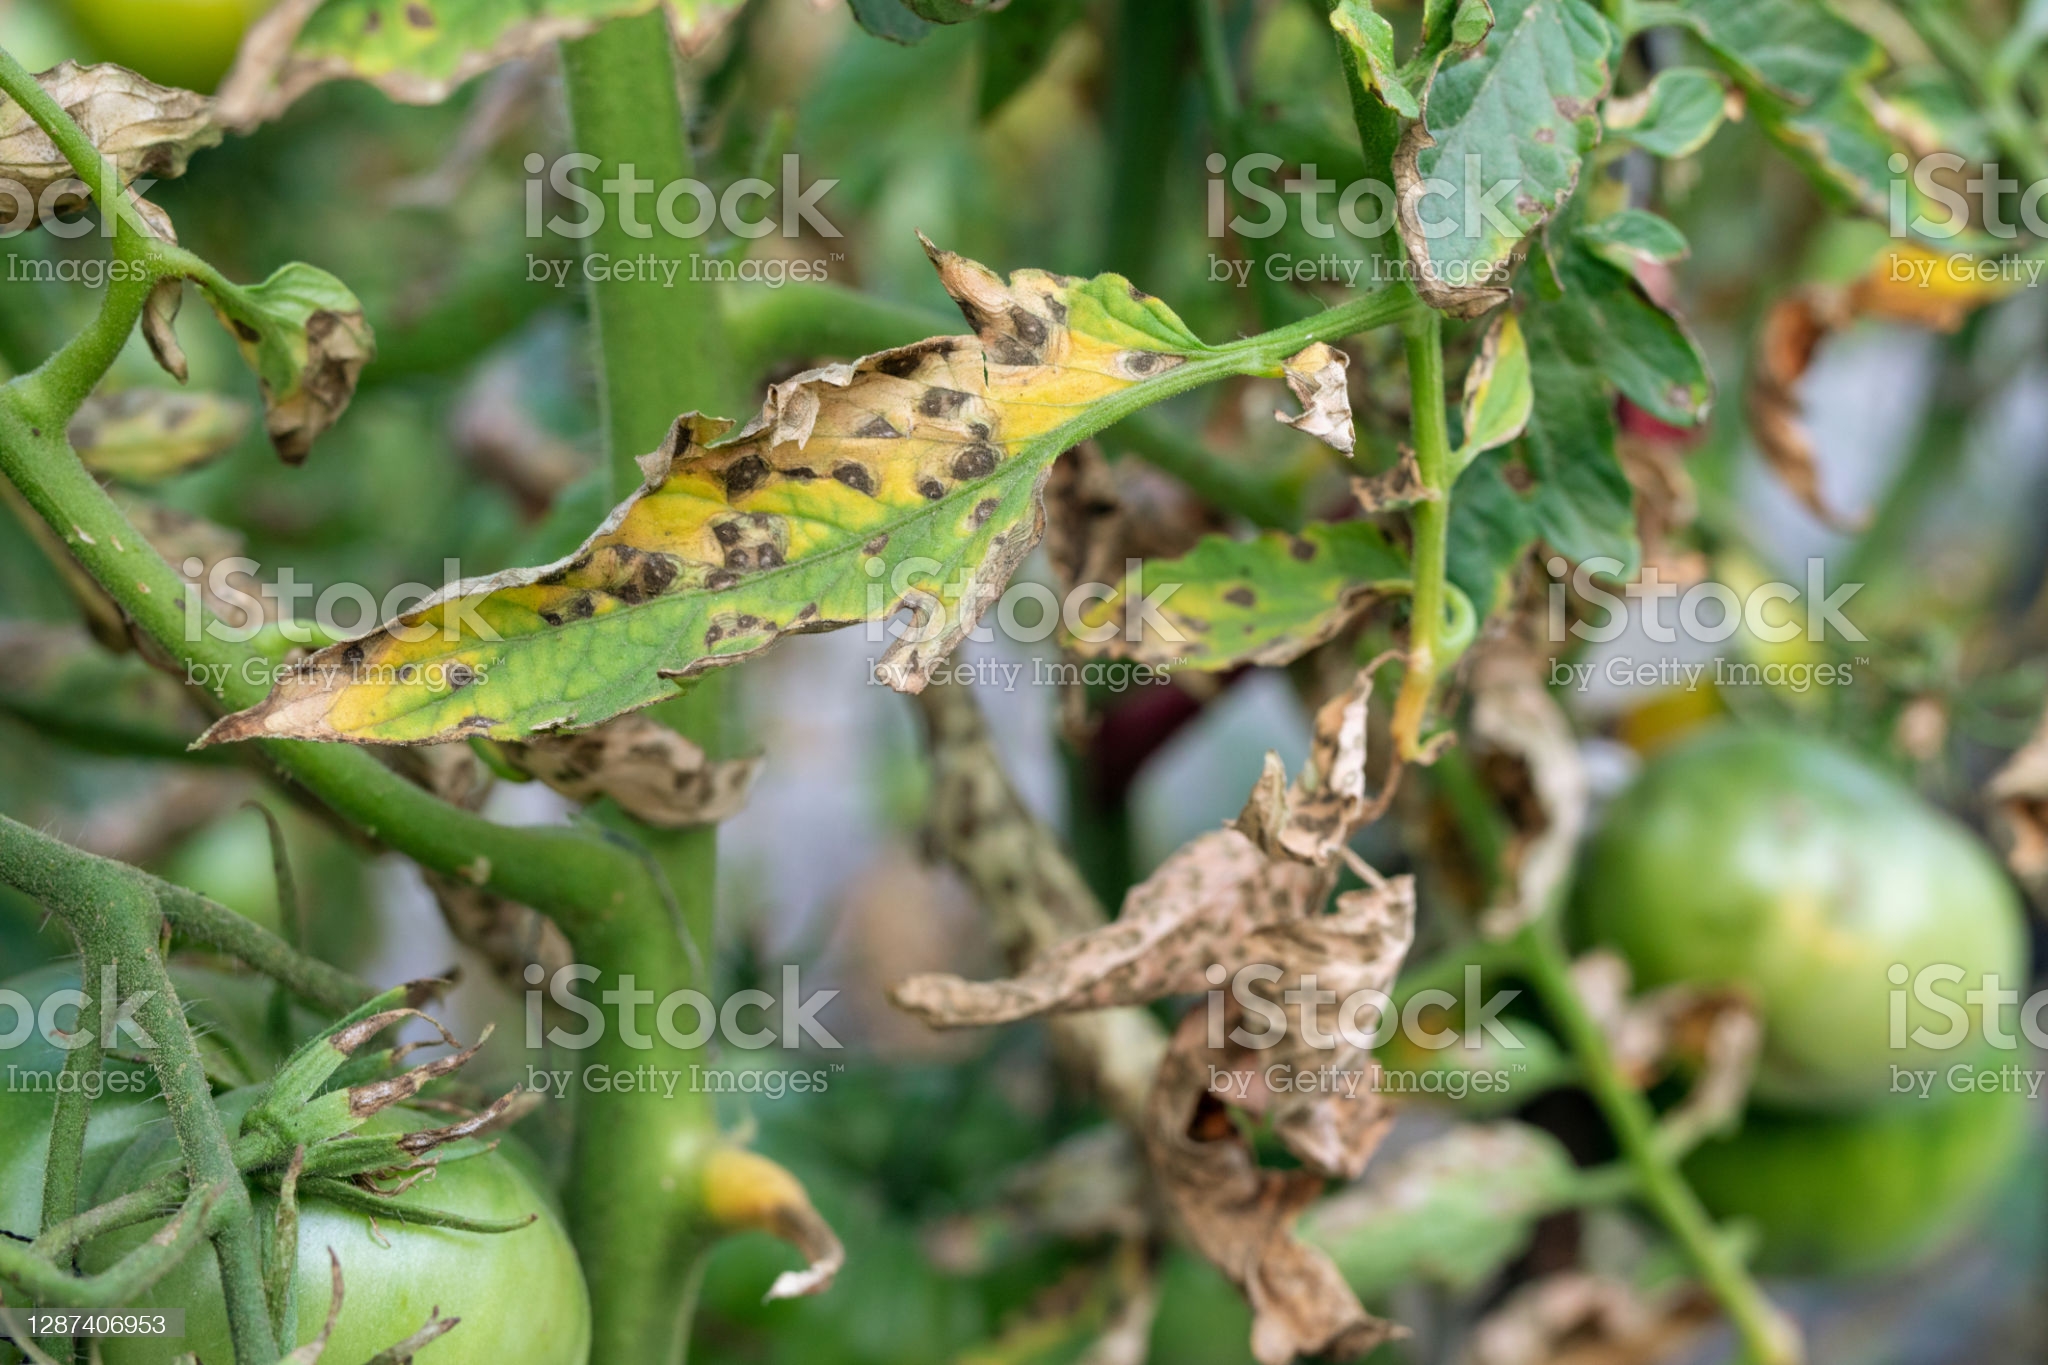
[83,1091,592,1365]
[1683,1084,2030,1274]
[61,0,271,93]
[0,962,302,1239]
[1572,728,2026,1109]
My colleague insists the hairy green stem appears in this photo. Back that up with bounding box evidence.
[147,877,370,1015]
[1391,308,1454,757]
[1517,917,1800,1365]
[558,15,741,1361]
[0,820,279,1363]
[0,1187,218,1311]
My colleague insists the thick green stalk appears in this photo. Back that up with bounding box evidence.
[1517,917,1801,1365]
[1104,0,1191,280]
[1193,0,1309,325]
[557,17,741,1360]
[1391,308,1452,756]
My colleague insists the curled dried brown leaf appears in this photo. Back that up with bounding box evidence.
[897,666,1416,1363]
[700,1147,845,1302]
[499,713,761,828]
[1466,644,1588,939]
[0,61,218,230]
[1147,1011,1400,1365]
[1351,449,1437,514]
[1275,342,1356,456]
[1988,710,2048,900]
[1460,1273,1716,1365]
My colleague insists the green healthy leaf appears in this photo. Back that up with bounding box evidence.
[1331,0,1421,120]
[1446,449,1537,620]
[1537,228,1710,428]
[215,0,742,127]
[67,388,253,483]
[846,0,936,42]
[1515,300,1640,572]
[1394,0,1620,317]
[977,0,1083,118]
[1574,205,1690,274]
[1064,519,1410,669]
[1665,0,1875,107]
[1602,64,1728,157]
[1451,311,1532,476]
[1411,0,1497,78]
[1660,0,1897,214]
[1305,1123,1588,1295]
[189,262,375,464]
[199,242,1220,745]
[902,0,1006,21]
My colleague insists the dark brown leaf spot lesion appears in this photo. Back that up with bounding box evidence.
[445,663,475,688]
[1288,536,1318,562]
[971,497,1001,528]
[232,320,260,343]
[918,388,971,418]
[863,534,889,556]
[1010,308,1048,347]
[1224,586,1257,607]
[1116,350,1179,379]
[833,462,878,496]
[950,444,999,481]
[602,547,679,605]
[854,415,902,440]
[404,1,434,27]
[538,593,597,627]
[918,477,947,501]
[721,453,772,498]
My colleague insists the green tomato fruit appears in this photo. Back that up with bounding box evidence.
[1573,728,2026,1109]
[61,0,272,93]
[84,1090,591,1365]
[1684,1083,2031,1274]
[1,964,175,1240]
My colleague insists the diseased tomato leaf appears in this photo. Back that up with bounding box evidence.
[1063,520,1409,670]
[215,0,741,128]
[0,61,218,230]
[68,389,252,483]
[190,263,375,464]
[1452,311,1532,476]
[199,239,1215,745]
[1393,0,1620,317]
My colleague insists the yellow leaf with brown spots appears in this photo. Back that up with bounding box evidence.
[198,238,1214,745]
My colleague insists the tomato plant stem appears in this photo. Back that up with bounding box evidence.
[1392,307,1453,757]
[1517,916,1803,1365]
[557,15,747,1360]
[0,818,280,1363]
